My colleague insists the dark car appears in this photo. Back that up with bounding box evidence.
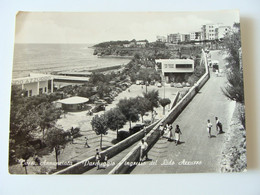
[129,124,145,135]
[92,104,105,113]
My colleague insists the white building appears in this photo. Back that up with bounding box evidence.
[167,33,181,44]
[156,36,167,42]
[12,73,54,97]
[201,24,220,40]
[216,26,231,40]
[155,59,194,83]
[190,32,202,41]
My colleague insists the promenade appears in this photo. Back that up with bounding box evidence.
[129,50,236,174]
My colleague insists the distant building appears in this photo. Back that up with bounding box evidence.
[201,24,231,41]
[216,26,231,40]
[156,36,167,42]
[155,59,194,83]
[180,34,190,42]
[136,41,147,47]
[167,33,181,44]
[190,32,202,41]
[12,73,54,97]
[201,24,220,40]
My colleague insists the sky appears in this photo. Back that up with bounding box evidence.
[15,10,240,44]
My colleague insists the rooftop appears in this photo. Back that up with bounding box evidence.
[57,96,89,105]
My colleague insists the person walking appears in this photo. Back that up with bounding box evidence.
[207,119,213,138]
[215,117,224,134]
[95,149,101,170]
[167,124,173,141]
[159,123,164,137]
[84,136,90,148]
[140,139,148,162]
[175,125,182,145]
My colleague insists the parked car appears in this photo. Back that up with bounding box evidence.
[129,123,145,135]
[157,82,162,88]
[92,104,105,113]
[136,80,142,85]
[212,60,219,72]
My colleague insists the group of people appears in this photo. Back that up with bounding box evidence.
[207,117,224,138]
[159,123,182,146]
[95,149,108,170]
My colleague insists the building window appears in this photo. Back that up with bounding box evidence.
[45,87,47,92]
[39,88,43,94]
[176,64,192,68]
[164,64,167,68]
[29,90,32,97]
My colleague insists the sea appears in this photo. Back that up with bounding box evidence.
[12,44,131,79]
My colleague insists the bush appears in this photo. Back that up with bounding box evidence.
[117,130,130,141]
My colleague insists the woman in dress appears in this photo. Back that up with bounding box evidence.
[167,124,173,141]
[175,125,182,145]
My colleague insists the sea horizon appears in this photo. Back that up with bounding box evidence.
[12,43,131,79]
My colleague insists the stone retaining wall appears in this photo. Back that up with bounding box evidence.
[108,49,210,174]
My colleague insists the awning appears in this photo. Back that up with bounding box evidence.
[57,96,89,104]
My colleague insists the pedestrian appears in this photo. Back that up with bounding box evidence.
[175,125,182,145]
[34,154,41,166]
[164,125,169,138]
[167,124,173,141]
[140,139,148,162]
[84,136,90,148]
[159,123,164,137]
[207,119,213,138]
[70,128,74,144]
[95,149,101,170]
[215,117,223,134]
[104,154,108,168]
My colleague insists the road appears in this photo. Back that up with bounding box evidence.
[130,50,236,174]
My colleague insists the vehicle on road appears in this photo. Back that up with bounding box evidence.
[157,82,162,87]
[129,123,145,134]
[91,104,106,113]
[212,60,219,72]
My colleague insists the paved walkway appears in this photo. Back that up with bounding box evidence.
[9,76,182,174]
[130,50,236,174]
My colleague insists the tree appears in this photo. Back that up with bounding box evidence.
[159,98,171,115]
[143,90,160,122]
[91,114,109,150]
[105,108,126,140]
[221,70,244,103]
[221,22,244,103]
[117,98,139,129]
[96,82,111,99]
[46,127,67,169]
[135,97,150,123]
[37,102,62,141]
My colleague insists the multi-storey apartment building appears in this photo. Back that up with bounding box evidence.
[167,33,181,44]
[190,32,202,41]
[216,26,231,40]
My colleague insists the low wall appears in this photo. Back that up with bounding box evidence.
[109,49,210,174]
[54,119,160,174]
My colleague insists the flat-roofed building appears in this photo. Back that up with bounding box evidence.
[190,32,202,41]
[167,33,181,44]
[57,96,89,111]
[155,59,194,83]
[216,26,231,40]
[12,73,54,97]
